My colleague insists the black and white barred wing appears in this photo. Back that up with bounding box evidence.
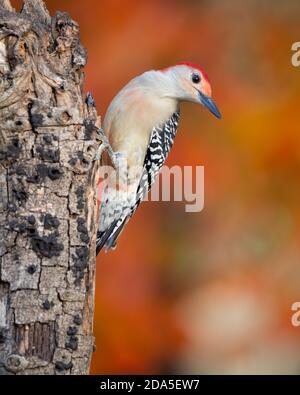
[135,110,180,205]
[96,111,180,254]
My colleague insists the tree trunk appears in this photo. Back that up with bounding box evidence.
[0,0,101,375]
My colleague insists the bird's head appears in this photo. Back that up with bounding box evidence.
[160,62,221,119]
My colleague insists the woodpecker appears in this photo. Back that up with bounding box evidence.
[96,62,221,254]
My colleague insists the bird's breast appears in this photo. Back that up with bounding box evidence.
[104,89,178,170]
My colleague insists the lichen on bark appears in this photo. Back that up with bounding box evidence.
[0,0,101,375]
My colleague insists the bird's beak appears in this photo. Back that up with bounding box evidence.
[198,90,221,119]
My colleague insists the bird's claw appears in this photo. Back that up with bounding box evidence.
[94,127,117,167]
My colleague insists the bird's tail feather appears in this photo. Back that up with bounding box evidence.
[96,217,128,255]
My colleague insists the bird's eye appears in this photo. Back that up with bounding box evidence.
[192,73,201,84]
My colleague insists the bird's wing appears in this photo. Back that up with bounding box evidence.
[134,110,180,208]
[96,111,180,254]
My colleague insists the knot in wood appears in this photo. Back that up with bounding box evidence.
[4,354,29,373]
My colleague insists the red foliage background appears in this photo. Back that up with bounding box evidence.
[11,0,300,374]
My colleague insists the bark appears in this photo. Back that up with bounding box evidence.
[0,0,102,375]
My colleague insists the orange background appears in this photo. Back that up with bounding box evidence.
[11,0,300,374]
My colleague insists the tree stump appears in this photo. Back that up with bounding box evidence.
[0,0,101,374]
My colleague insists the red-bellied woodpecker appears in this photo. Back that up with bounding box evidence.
[96,62,221,254]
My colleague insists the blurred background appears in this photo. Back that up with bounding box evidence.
[12,0,300,374]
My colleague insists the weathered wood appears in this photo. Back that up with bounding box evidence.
[0,0,102,375]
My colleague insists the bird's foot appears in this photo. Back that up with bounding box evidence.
[94,128,127,174]
[94,127,117,167]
